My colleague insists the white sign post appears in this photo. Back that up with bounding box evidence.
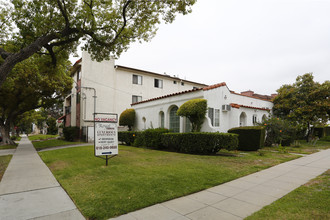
[94,113,118,166]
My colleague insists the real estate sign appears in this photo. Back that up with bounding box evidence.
[94,113,118,156]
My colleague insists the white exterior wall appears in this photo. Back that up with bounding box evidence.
[133,85,274,133]
[66,51,205,130]
[133,91,204,131]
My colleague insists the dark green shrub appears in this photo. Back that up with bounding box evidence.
[47,117,58,135]
[119,109,135,131]
[325,127,330,136]
[228,126,265,151]
[10,135,18,141]
[259,118,296,146]
[177,99,207,132]
[143,128,170,148]
[161,132,238,154]
[63,126,80,141]
[319,136,330,142]
[118,131,135,145]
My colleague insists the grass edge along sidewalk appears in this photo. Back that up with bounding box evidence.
[39,145,301,219]
[245,169,330,220]
[0,155,12,181]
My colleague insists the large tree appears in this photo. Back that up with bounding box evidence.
[0,0,196,86]
[273,73,330,140]
[0,53,72,145]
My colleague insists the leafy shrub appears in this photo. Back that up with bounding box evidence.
[161,132,238,154]
[10,135,18,141]
[119,109,135,131]
[228,126,265,151]
[177,99,207,132]
[142,128,170,148]
[63,126,80,141]
[259,117,296,147]
[118,131,135,145]
[47,117,58,135]
[319,136,330,142]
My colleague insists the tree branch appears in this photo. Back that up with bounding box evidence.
[56,0,70,28]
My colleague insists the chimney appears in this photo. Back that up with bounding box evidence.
[241,90,254,97]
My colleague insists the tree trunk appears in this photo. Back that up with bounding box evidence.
[0,123,16,146]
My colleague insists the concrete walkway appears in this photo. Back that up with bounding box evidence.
[0,135,85,220]
[111,149,330,220]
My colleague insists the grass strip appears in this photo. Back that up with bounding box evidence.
[39,145,299,219]
[246,169,330,220]
[0,155,12,181]
[32,139,85,151]
[28,134,59,141]
[0,145,17,150]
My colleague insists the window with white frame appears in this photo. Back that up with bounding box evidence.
[214,109,220,127]
[208,108,220,127]
[154,79,163,88]
[132,74,142,85]
[132,95,142,104]
[208,108,214,126]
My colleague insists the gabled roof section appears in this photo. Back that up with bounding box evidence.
[230,91,273,102]
[230,103,271,111]
[203,82,227,91]
[131,88,203,106]
[115,65,208,87]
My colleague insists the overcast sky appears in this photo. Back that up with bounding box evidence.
[113,0,330,95]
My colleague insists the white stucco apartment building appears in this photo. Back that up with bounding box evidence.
[132,83,275,133]
[63,51,207,140]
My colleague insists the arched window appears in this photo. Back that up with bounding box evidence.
[159,111,165,128]
[169,106,180,132]
[142,117,146,130]
[239,112,247,127]
[262,114,267,122]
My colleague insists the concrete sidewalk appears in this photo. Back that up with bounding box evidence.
[0,135,85,220]
[111,149,330,220]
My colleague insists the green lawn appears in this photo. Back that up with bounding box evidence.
[39,145,300,219]
[246,169,330,220]
[28,134,59,141]
[0,155,12,181]
[0,144,17,150]
[265,140,330,155]
[32,139,85,151]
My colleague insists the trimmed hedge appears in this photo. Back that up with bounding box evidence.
[161,132,238,154]
[118,131,141,145]
[314,127,330,138]
[228,126,265,151]
[63,126,80,141]
[140,128,170,148]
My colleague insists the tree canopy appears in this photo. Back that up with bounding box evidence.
[0,0,196,86]
[0,53,72,144]
[177,98,207,132]
[273,73,330,138]
[119,108,135,131]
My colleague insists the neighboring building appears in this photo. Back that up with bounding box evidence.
[132,83,274,133]
[64,51,207,141]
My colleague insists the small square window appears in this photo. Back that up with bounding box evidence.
[132,75,142,85]
[132,95,142,104]
[173,81,177,84]
[154,79,163,88]
[181,82,184,86]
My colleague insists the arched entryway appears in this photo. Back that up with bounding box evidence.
[239,112,247,127]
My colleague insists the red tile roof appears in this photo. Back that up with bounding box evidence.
[230,91,273,102]
[203,82,227,91]
[230,103,271,111]
[131,88,203,106]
